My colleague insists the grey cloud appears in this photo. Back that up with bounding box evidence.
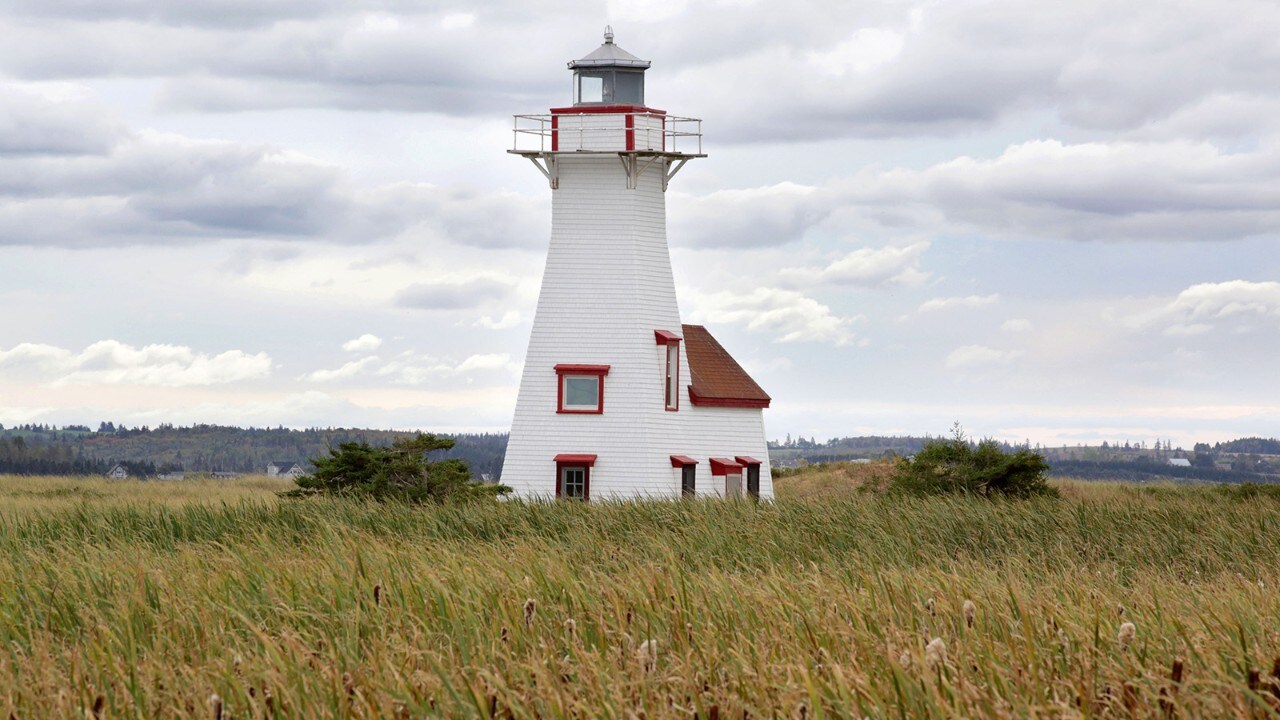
[0,84,125,155]
[669,183,828,248]
[394,277,513,310]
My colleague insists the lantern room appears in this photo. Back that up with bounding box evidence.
[568,27,650,106]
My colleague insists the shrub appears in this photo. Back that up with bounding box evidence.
[285,433,509,503]
[890,424,1056,498]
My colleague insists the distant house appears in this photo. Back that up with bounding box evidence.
[1214,461,1234,472]
[106,463,128,480]
[156,471,186,480]
[1167,458,1192,468]
[267,461,306,479]
[211,471,241,479]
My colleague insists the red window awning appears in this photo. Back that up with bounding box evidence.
[554,454,598,466]
[735,456,763,466]
[669,455,698,467]
[654,329,682,345]
[709,457,744,476]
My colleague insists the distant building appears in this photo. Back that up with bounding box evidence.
[1167,458,1192,468]
[156,471,186,480]
[211,471,241,479]
[266,461,306,478]
[106,463,128,480]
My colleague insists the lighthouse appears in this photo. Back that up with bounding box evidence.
[501,29,773,501]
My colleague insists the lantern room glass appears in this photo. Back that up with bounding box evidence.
[573,69,644,106]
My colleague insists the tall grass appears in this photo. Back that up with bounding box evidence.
[1,473,1277,718]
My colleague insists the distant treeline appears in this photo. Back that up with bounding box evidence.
[1047,459,1268,484]
[0,424,508,479]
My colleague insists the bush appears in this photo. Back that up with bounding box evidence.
[285,433,509,504]
[891,424,1056,498]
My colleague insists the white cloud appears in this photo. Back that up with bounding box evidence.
[0,340,272,387]
[474,311,523,330]
[688,288,856,345]
[1001,318,1033,333]
[300,356,380,383]
[1125,280,1280,334]
[945,344,1023,370]
[784,242,930,288]
[395,277,515,311]
[341,334,382,353]
[918,294,1001,313]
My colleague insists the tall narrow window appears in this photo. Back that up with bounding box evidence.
[671,455,698,497]
[555,364,609,414]
[736,456,763,500]
[655,330,682,411]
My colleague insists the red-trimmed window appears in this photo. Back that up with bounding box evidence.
[736,456,762,500]
[655,330,682,411]
[555,454,596,501]
[671,455,698,497]
[555,364,609,414]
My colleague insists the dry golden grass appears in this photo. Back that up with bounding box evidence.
[1,471,1278,718]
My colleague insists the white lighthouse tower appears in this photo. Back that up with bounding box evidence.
[502,30,773,501]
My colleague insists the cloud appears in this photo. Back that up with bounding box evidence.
[838,139,1280,243]
[1001,318,1033,333]
[670,183,824,248]
[945,344,1023,370]
[0,85,546,249]
[688,288,856,345]
[474,311,523,330]
[300,356,380,383]
[1124,280,1280,335]
[783,242,930,288]
[394,277,514,311]
[341,334,382,352]
[918,294,1000,313]
[0,340,272,386]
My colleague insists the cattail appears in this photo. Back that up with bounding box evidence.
[500,626,509,643]
[1118,621,1136,647]
[373,584,382,606]
[925,597,936,616]
[523,598,536,628]
[962,599,976,628]
[209,693,223,720]
[925,637,947,668]
[564,618,576,638]
[92,694,105,719]
[343,671,355,697]
[233,654,243,675]
[1116,603,1125,617]
[637,639,658,673]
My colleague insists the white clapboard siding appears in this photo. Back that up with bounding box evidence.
[502,113,771,501]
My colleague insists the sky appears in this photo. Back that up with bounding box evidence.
[2,0,1279,449]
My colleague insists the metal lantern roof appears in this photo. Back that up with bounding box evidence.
[567,27,651,70]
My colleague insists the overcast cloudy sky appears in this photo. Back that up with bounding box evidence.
[2,0,1279,448]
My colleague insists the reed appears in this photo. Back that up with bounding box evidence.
[0,472,1277,717]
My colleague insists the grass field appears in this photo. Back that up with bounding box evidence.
[2,469,1279,718]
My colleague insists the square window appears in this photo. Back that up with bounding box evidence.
[555,364,609,414]
[564,376,599,409]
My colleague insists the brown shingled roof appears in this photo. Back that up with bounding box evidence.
[682,324,771,408]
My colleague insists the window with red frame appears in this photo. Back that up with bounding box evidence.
[655,330,681,411]
[555,364,609,414]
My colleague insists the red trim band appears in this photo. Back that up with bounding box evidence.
[550,105,667,116]
[555,364,610,374]
[709,458,744,476]
[687,387,771,409]
[555,454,597,467]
